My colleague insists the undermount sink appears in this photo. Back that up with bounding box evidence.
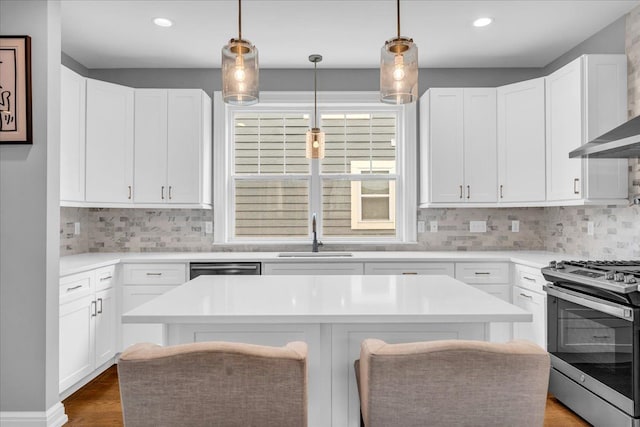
[277,252,353,258]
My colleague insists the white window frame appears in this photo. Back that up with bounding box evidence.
[213,91,417,245]
[350,160,396,230]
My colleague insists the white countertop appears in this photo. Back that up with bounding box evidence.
[121,274,532,324]
[60,250,561,276]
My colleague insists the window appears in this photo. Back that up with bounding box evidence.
[214,92,416,244]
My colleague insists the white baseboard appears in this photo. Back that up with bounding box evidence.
[0,402,68,427]
[59,358,116,401]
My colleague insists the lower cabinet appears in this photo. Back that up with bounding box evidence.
[59,265,116,394]
[120,263,187,350]
[455,262,512,343]
[263,262,364,275]
[364,262,454,276]
[512,264,547,349]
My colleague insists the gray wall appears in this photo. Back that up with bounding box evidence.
[87,67,541,98]
[0,0,61,414]
[543,15,626,74]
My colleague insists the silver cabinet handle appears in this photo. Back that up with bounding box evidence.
[573,178,580,195]
[474,272,491,275]
[520,293,533,299]
[99,275,112,281]
[499,185,504,199]
[401,272,418,275]
[91,300,97,317]
[97,298,103,314]
[169,186,173,200]
[592,335,610,339]
[161,186,165,200]
[66,284,83,292]
[146,272,163,276]
[467,185,470,199]
[523,276,536,282]
[128,185,132,200]
[459,185,463,199]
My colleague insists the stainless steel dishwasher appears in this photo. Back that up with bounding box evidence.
[189,262,261,279]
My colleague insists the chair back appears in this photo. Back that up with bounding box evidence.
[357,339,549,427]
[118,341,308,427]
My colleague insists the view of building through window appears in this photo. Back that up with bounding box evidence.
[232,110,399,240]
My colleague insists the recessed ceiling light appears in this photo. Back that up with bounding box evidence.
[473,17,493,28]
[153,18,173,28]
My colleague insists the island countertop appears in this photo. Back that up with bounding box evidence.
[122,274,532,324]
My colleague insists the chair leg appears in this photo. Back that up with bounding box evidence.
[360,410,365,427]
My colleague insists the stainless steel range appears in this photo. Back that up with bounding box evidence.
[542,260,640,427]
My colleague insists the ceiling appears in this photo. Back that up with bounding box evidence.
[61,0,639,69]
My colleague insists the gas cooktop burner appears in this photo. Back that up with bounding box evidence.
[542,259,640,295]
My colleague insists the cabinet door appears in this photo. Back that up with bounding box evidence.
[471,284,512,343]
[95,287,116,367]
[59,295,95,392]
[85,79,134,203]
[546,58,583,201]
[60,66,86,202]
[167,90,203,204]
[512,286,547,349]
[497,78,546,202]
[121,285,177,350]
[428,89,464,203]
[583,55,628,200]
[463,88,497,202]
[134,90,168,203]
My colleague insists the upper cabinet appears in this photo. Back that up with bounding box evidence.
[134,89,212,207]
[85,79,135,204]
[61,74,213,209]
[420,88,497,206]
[60,66,86,204]
[545,54,628,203]
[497,78,546,203]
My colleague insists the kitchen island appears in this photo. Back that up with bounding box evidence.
[122,274,531,427]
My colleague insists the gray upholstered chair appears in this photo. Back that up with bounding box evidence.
[355,339,550,427]
[118,341,308,427]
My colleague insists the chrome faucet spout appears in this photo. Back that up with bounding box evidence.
[312,213,321,252]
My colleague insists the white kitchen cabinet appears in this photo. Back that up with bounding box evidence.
[364,262,454,276]
[545,54,628,203]
[60,65,86,204]
[263,263,364,275]
[85,78,134,203]
[121,263,187,350]
[420,88,497,205]
[497,77,546,203]
[455,262,511,342]
[134,89,212,207]
[512,264,547,349]
[59,265,117,394]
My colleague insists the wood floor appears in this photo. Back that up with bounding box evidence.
[63,365,591,426]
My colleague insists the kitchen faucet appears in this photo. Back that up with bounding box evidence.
[312,213,322,253]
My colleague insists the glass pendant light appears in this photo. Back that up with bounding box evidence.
[380,0,418,104]
[306,54,325,159]
[222,0,259,105]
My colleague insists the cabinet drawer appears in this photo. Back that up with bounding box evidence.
[95,265,116,291]
[122,263,187,285]
[455,262,509,284]
[60,271,93,304]
[365,262,454,276]
[514,264,546,293]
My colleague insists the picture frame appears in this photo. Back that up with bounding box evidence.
[0,36,32,144]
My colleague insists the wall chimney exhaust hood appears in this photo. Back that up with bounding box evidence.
[569,115,640,158]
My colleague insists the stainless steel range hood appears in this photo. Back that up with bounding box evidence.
[569,114,640,158]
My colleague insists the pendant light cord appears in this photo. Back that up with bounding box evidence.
[238,0,242,40]
[397,0,400,39]
[314,61,318,128]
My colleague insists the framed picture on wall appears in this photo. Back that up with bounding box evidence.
[0,36,32,144]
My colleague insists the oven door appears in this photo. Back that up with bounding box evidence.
[546,284,639,416]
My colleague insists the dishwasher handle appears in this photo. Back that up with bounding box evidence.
[193,265,259,271]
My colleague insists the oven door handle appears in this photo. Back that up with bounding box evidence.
[545,285,634,322]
